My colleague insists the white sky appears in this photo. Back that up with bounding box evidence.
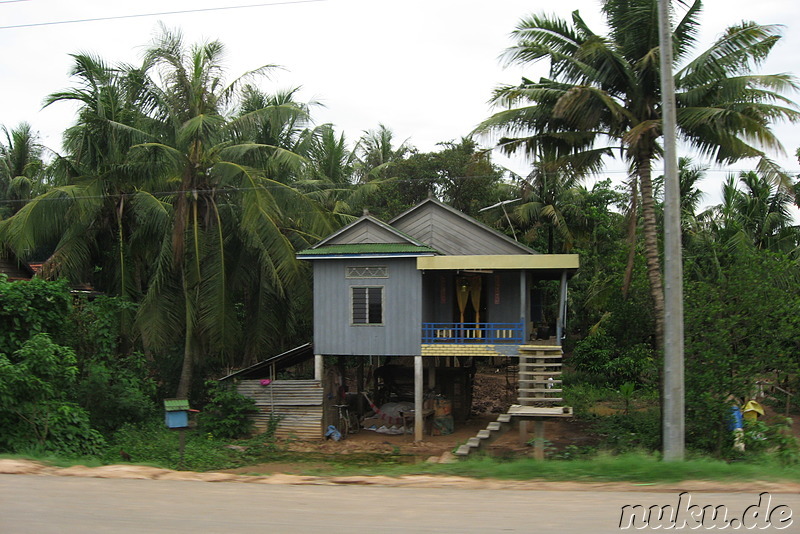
[1,0,798,211]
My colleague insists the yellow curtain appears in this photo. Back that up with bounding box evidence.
[469,277,482,331]
[456,278,470,324]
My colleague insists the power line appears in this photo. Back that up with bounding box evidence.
[0,0,327,30]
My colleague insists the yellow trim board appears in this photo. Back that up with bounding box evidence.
[417,254,579,271]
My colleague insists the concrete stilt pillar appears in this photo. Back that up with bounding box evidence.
[414,355,423,442]
[314,354,323,381]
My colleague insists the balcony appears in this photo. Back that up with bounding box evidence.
[422,322,524,344]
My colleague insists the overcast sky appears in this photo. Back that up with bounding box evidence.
[1,0,798,210]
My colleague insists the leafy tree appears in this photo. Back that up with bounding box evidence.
[476,0,800,348]
[683,249,800,453]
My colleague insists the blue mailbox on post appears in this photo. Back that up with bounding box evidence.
[164,399,190,429]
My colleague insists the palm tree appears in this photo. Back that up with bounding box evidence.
[0,55,153,299]
[708,171,798,253]
[131,26,333,397]
[476,0,799,348]
[513,152,587,253]
[0,123,47,219]
[354,124,411,183]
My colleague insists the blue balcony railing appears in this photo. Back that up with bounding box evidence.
[422,322,524,344]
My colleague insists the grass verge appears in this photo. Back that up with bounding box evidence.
[294,452,800,484]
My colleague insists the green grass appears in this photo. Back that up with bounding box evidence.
[6,447,799,485]
[286,452,800,483]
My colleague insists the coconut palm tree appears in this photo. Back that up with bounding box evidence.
[131,26,334,397]
[476,0,800,348]
[0,55,153,298]
[513,151,587,253]
[0,123,46,219]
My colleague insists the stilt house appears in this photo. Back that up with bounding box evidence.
[297,198,578,443]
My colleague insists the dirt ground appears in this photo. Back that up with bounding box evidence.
[223,371,597,476]
[222,371,800,476]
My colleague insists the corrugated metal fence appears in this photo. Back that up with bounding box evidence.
[237,379,323,440]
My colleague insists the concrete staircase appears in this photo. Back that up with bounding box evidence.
[455,344,571,458]
[454,413,514,456]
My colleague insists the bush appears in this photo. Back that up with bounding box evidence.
[592,409,661,452]
[0,334,105,455]
[107,419,279,471]
[570,330,656,388]
[197,381,257,439]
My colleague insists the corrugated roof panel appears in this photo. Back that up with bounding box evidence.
[297,243,438,256]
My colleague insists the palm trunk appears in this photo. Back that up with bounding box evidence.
[637,155,665,350]
[176,269,195,400]
[621,178,639,298]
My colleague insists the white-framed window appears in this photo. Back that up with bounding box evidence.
[351,286,383,325]
[346,266,388,279]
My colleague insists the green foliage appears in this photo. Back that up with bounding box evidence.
[684,249,800,453]
[0,277,72,354]
[107,419,278,471]
[197,381,257,439]
[65,296,156,432]
[0,333,105,455]
[741,418,800,466]
[570,330,656,388]
[560,379,608,417]
[591,409,662,453]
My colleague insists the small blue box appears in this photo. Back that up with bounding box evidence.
[165,410,188,428]
[164,399,191,429]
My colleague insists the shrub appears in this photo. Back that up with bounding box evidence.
[197,381,256,439]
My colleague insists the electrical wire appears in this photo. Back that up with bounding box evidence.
[0,0,327,30]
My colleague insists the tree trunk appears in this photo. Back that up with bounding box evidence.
[175,270,196,400]
[637,156,665,350]
[621,178,639,298]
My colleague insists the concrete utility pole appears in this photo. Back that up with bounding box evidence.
[657,0,685,461]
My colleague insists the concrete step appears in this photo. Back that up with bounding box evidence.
[517,397,564,403]
[518,388,564,393]
[487,422,502,431]
[467,437,481,448]
[508,405,574,417]
[477,430,491,439]
[497,414,512,423]
[455,445,471,456]
[519,363,563,368]
[519,380,563,385]
[518,371,562,376]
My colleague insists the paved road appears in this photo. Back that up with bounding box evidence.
[1,474,797,533]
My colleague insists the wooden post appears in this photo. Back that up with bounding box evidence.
[519,420,529,445]
[414,355,423,442]
[556,271,567,346]
[533,420,545,460]
[314,354,323,381]
[357,357,364,417]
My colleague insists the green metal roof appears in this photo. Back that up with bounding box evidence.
[297,243,438,256]
[164,399,190,411]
